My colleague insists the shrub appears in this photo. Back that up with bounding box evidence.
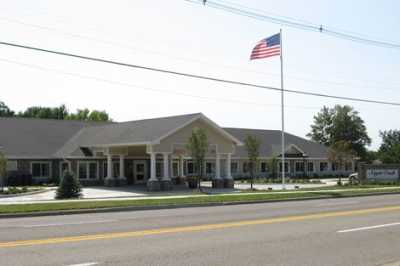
[56,171,82,199]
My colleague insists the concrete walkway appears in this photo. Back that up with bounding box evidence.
[0,181,339,205]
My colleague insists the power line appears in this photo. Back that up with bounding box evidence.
[0,57,322,110]
[187,0,400,50]
[2,16,399,90]
[1,40,400,106]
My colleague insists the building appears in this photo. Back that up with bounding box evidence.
[0,113,355,189]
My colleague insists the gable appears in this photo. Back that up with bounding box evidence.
[152,118,238,154]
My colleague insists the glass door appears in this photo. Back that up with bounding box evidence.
[133,161,147,184]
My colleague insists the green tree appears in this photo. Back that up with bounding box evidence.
[0,101,15,117]
[267,154,279,179]
[55,171,82,199]
[308,105,371,158]
[0,151,7,191]
[17,105,68,120]
[67,109,111,122]
[244,135,261,190]
[186,128,208,190]
[328,140,356,171]
[88,110,111,122]
[378,130,400,163]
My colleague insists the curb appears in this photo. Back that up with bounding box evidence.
[1,191,399,219]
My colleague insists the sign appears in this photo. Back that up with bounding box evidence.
[366,169,398,180]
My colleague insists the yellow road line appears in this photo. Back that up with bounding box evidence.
[1,205,400,248]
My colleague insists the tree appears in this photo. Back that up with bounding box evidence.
[244,135,261,190]
[328,140,356,171]
[56,171,82,199]
[88,110,111,122]
[66,109,111,122]
[268,154,279,179]
[308,105,371,158]
[378,130,400,163]
[0,151,7,192]
[17,105,68,120]
[186,128,208,190]
[0,101,15,117]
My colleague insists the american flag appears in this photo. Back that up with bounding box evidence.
[250,33,281,60]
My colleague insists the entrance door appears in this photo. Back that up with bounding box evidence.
[133,161,147,184]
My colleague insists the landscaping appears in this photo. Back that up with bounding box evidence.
[1,186,400,215]
[0,186,43,195]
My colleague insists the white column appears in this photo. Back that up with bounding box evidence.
[119,155,125,179]
[107,154,113,179]
[225,153,232,179]
[149,152,157,181]
[215,153,221,179]
[162,153,170,181]
[180,156,185,177]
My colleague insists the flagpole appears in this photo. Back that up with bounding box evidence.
[280,28,286,190]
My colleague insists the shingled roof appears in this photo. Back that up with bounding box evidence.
[0,114,329,159]
[0,117,108,158]
[223,128,329,158]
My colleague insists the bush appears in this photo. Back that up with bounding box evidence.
[56,171,82,199]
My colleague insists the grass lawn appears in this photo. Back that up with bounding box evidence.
[1,186,400,214]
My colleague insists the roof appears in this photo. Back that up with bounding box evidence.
[55,113,202,157]
[223,127,329,158]
[0,117,110,158]
[0,114,329,159]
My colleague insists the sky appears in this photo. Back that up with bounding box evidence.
[1,0,399,150]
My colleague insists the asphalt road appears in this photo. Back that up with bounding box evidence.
[1,195,400,266]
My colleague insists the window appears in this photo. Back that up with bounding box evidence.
[31,162,51,178]
[231,162,238,174]
[279,162,289,173]
[113,162,120,178]
[295,162,305,172]
[187,161,194,175]
[307,162,314,172]
[78,161,98,179]
[206,162,214,174]
[332,162,339,171]
[320,162,328,172]
[156,162,163,177]
[172,161,179,177]
[243,162,249,173]
[260,162,267,173]
[103,162,108,178]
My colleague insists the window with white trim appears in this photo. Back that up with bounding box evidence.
[206,162,214,174]
[156,161,163,177]
[260,162,267,173]
[187,161,194,175]
[172,161,179,177]
[295,162,305,172]
[307,162,314,172]
[279,162,289,173]
[243,162,249,173]
[320,162,328,172]
[31,162,51,178]
[78,161,98,179]
[231,162,238,174]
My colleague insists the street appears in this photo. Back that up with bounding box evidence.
[1,195,400,266]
